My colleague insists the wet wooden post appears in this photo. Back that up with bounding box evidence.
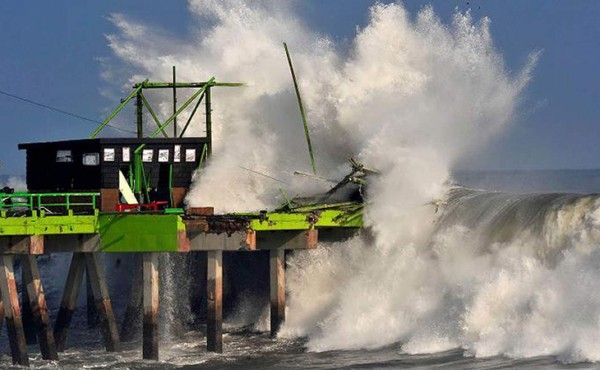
[0,255,29,366]
[143,252,159,360]
[121,254,143,342]
[207,250,223,353]
[270,249,286,337]
[54,253,86,351]
[21,268,37,345]
[86,271,99,328]
[84,253,120,352]
[0,290,4,333]
[21,254,59,360]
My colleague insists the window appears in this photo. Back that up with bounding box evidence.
[82,153,100,166]
[103,148,115,162]
[158,149,169,162]
[185,149,196,162]
[174,145,181,162]
[142,149,154,162]
[56,150,73,163]
[122,147,130,162]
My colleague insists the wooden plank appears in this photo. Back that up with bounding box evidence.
[21,255,59,360]
[270,249,286,337]
[54,253,85,352]
[188,231,255,251]
[142,252,160,360]
[0,235,44,254]
[207,250,223,353]
[45,235,101,253]
[257,230,317,250]
[84,253,121,352]
[0,255,29,366]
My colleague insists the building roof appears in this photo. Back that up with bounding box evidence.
[18,137,209,150]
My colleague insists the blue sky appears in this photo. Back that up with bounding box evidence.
[0,1,599,175]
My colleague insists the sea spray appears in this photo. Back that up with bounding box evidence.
[105,0,553,361]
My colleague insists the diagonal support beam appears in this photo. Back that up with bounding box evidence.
[84,253,120,352]
[54,253,85,352]
[21,255,59,360]
[0,255,29,366]
[0,290,4,334]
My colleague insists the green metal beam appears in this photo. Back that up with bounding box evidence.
[133,82,243,89]
[89,79,148,139]
[139,93,168,138]
[179,92,205,138]
[283,42,317,175]
[148,77,215,139]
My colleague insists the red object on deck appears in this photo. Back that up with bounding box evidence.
[115,201,169,212]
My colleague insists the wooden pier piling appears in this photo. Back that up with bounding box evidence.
[270,249,285,337]
[21,268,37,345]
[86,271,99,328]
[121,254,143,342]
[0,290,4,333]
[0,255,29,366]
[143,252,160,360]
[21,255,59,360]
[54,252,86,351]
[206,250,223,353]
[84,253,120,352]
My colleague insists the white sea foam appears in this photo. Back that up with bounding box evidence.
[101,0,600,363]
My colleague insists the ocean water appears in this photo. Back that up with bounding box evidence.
[2,169,600,369]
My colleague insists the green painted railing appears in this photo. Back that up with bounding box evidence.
[0,192,100,214]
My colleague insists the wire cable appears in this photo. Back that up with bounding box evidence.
[0,88,137,135]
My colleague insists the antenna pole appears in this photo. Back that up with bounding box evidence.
[172,66,177,138]
[283,42,317,175]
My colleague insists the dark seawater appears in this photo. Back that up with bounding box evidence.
[3,170,600,369]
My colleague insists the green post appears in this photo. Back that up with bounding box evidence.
[205,86,212,157]
[283,42,317,175]
[136,92,143,138]
[173,66,177,137]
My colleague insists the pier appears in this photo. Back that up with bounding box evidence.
[0,206,360,366]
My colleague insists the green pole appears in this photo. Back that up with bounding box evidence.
[283,42,317,175]
[172,66,177,138]
[136,92,143,138]
[140,93,168,138]
[205,87,212,157]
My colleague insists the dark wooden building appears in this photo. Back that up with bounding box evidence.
[18,138,209,211]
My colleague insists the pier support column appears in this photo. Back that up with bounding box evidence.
[143,252,159,360]
[270,249,286,337]
[207,250,223,353]
[121,254,143,342]
[0,290,4,333]
[21,255,59,360]
[0,255,29,366]
[21,268,37,345]
[86,271,99,328]
[54,253,85,351]
[84,253,120,352]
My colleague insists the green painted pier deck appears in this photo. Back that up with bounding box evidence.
[0,208,361,366]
